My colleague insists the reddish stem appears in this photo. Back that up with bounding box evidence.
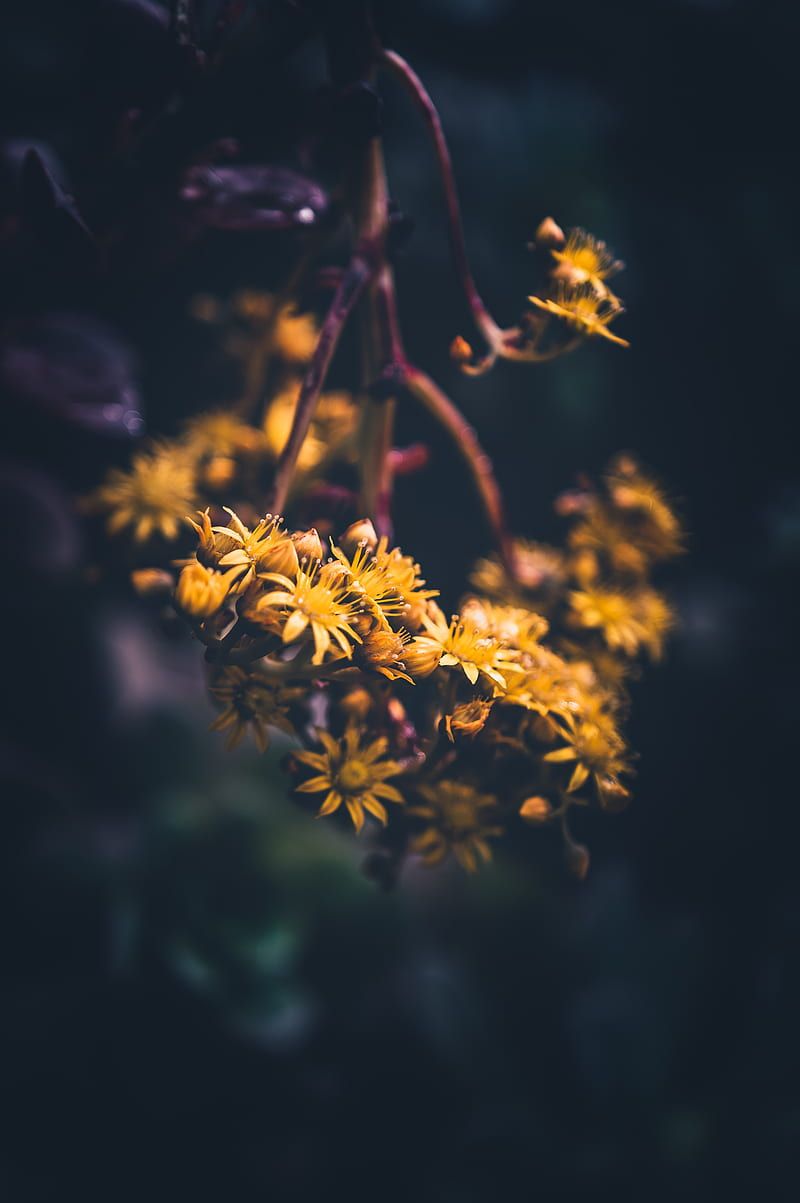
[381,49,503,351]
[400,363,515,572]
[268,252,373,515]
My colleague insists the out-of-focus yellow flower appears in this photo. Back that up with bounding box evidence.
[470,539,566,604]
[295,725,404,832]
[209,666,297,752]
[568,586,673,659]
[543,710,629,795]
[231,291,319,363]
[263,386,358,472]
[409,781,502,872]
[255,562,362,665]
[175,560,244,618]
[181,410,267,458]
[550,228,622,295]
[88,444,197,542]
[528,284,629,347]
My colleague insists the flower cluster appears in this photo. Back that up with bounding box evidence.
[158,453,681,879]
[84,293,357,546]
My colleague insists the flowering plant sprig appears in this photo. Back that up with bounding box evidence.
[83,9,682,880]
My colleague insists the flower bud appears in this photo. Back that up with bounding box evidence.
[339,518,378,557]
[175,561,238,619]
[131,567,174,597]
[450,335,474,364]
[520,795,552,823]
[534,216,565,248]
[401,636,442,679]
[257,533,299,577]
[445,697,492,740]
[292,527,324,561]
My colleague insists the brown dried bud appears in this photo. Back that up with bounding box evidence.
[291,527,324,561]
[445,697,493,741]
[534,216,565,248]
[130,567,174,598]
[339,518,378,557]
[450,335,474,364]
[519,795,552,823]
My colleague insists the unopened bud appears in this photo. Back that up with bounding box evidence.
[339,518,378,557]
[401,636,442,679]
[257,534,299,578]
[340,687,374,720]
[534,216,565,248]
[450,335,474,364]
[292,527,324,561]
[520,795,552,823]
[175,561,239,619]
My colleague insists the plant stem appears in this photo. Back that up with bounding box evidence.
[381,48,504,352]
[401,363,515,572]
[267,252,373,515]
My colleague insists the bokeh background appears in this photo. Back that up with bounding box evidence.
[2,1,797,1199]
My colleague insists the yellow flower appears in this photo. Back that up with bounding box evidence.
[209,666,297,752]
[232,291,319,363]
[470,539,566,604]
[543,710,629,795]
[568,587,648,657]
[330,539,404,625]
[263,386,358,472]
[568,586,673,659]
[414,605,514,690]
[255,562,363,665]
[528,284,629,347]
[550,227,622,294]
[295,726,404,832]
[372,537,439,610]
[409,781,502,872]
[213,509,299,580]
[181,410,267,458]
[175,560,244,619]
[88,444,197,542]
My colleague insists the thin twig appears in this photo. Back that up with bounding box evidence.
[381,49,503,351]
[267,251,375,515]
[400,363,515,572]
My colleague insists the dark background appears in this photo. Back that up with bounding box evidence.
[1,1,797,1199]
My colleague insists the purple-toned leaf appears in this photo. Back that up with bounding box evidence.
[20,149,96,265]
[179,164,328,231]
[0,314,144,437]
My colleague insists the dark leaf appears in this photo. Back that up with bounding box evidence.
[179,164,329,231]
[0,314,144,437]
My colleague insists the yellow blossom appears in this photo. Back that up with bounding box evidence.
[550,227,622,294]
[409,781,502,872]
[444,697,494,740]
[543,710,630,795]
[209,666,297,752]
[528,284,629,347]
[470,539,566,604]
[175,560,244,619]
[181,410,267,458]
[415,605,515,690]
[213,509,299,580]
[263,386,358,472]
[255,562,363,665]
[295,726,404,832]
[88,444,197,542]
